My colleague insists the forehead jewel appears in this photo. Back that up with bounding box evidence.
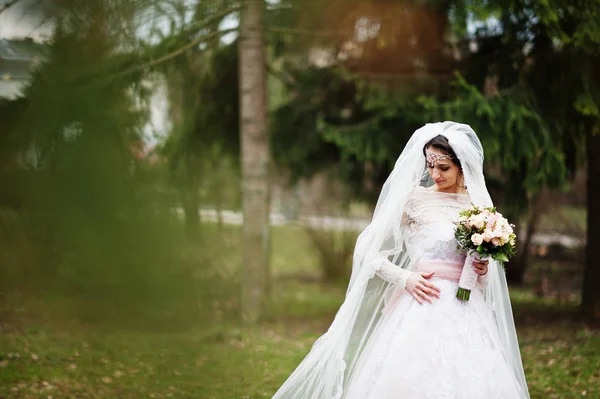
[426,149,454,164]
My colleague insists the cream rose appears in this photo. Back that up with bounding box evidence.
[470,214,486,229]
[471,233,484,246]
[482,229,494,242]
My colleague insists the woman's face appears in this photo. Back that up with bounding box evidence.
[425,146,462,191]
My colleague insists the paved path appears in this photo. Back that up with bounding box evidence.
[174,208,583,249]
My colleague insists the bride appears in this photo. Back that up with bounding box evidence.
[272,122,529,398]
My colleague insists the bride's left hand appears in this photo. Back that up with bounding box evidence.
[472,257,488,275]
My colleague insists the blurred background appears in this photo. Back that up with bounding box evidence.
[0,0,598,398]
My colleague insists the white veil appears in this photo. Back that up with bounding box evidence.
[272,121,529,398]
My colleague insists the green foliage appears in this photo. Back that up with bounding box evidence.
[304,226,357,283]
[0,1,201,306]
[270,67,346,180]
[270,65,434,202]
[268,0,600,226]
[419,75,568,199]
[575,90,600,119]
[159,42,241,234]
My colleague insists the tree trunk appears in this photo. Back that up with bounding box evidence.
[582,130,600,323]
[239,0,271,324]
[506,195,541,284]
[182,171,201,242]
[211,157,224,231]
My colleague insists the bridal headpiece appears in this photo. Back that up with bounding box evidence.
[426,149,454,165]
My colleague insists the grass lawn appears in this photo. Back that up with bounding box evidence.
[1,225,598,398]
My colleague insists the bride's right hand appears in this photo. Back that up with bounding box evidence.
[405,271,441,304]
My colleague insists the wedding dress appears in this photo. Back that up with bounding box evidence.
[272,122,530,399]
[343,186,526,398]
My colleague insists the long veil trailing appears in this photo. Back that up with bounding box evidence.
[272,121,529,399]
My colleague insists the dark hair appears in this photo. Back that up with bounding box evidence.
[423,134,462,169]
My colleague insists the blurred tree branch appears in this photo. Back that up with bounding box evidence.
[31,4,240,94]
[266,64,296,88]
[119,27,238,77]
[265,26,345,38]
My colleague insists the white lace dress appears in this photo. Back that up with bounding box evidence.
[343,187,528,399]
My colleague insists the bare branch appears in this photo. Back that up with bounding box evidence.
[117,4,242,76]
[266,64,296,87]
[58,26,239,94]
[121,27,238,76]
[265,26,346,38]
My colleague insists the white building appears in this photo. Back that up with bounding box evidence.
[0,38,46,99]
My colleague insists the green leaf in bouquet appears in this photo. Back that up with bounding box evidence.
[495,253,509,262]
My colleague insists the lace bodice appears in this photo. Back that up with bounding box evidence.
[372,186,475,287]
[402,186,471,264]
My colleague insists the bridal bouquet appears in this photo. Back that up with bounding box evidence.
[454,205,517,301]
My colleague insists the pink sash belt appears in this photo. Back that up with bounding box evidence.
[414,260,463,282]
[382,260,463,315]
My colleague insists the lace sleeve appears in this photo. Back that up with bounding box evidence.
[373,255,412,287]
[372,194,417,287]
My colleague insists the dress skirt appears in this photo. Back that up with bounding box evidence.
[343,262,527,399]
